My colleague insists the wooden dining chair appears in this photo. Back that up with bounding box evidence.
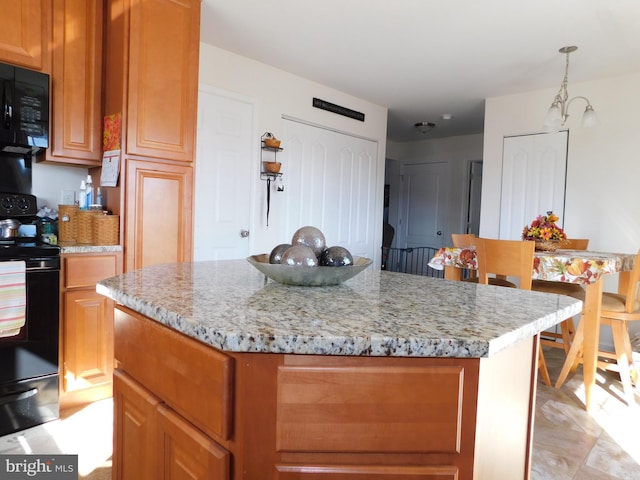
[475,238,552,385]
[532,238,590,354]
[451,233,515,287]
[559,248,640,406]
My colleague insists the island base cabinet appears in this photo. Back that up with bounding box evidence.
[113,370,230,480]
[113,370,159,480]
[113,306,538,480]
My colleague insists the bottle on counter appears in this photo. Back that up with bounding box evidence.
[79,180,87,209]
[86,175,94,207]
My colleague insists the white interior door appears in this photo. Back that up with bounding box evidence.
[193,86,255,261]
[499,131,568,240]
[281,119,378,259]
[398,162,449,248]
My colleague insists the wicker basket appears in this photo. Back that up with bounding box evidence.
[92,215,119,245]
[76,209,103,244]
[58,204,79,243]
[534,240,562,252]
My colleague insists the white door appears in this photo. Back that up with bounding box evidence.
[281,119,378,260]
[499,131,568,240]
[193,87,255,261]
[398,162,449,248]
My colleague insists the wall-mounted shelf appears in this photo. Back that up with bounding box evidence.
[260,133,284,226]
[260,143,283,181]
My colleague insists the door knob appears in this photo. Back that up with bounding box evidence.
[240,230,250,238]
[437,230,442,236]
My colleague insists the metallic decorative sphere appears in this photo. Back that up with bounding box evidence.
[291,226,326,258]
[269,243,292,264]
[280,245,318,267]
[319,246,354,267]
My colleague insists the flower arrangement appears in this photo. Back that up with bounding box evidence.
[522,212,567,250]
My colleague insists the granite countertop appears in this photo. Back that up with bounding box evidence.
[96,260,583,358]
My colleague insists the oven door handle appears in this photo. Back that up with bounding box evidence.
[0,387,38,405]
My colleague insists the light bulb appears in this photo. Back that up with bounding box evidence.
[581,105,598,128]
[543,103,563,128]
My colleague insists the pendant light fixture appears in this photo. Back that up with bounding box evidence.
[414,122,436,134]
[543,46,598,129]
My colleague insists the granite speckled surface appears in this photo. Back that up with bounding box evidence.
[96,260,583,358]
[60,244,122,254]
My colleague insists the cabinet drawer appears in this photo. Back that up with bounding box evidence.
[114,307,234,441]
[64,254,118,288]
[276,364,465,453]
[275,464,459,479]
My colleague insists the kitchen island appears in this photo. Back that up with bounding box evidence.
[97,260,582,480]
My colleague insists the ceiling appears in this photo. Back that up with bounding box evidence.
[200,0,640,142]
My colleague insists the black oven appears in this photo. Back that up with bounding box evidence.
[0,193,60,436]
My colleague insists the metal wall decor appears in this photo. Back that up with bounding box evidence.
[260,132,284,226]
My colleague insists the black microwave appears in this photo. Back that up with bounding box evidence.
[0,62,49,156]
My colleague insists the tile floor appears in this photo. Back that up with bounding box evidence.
[531,347,640,479]
[0,399,113,479]
[0,347,637,479]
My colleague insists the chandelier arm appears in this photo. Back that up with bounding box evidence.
[566,95,593,110]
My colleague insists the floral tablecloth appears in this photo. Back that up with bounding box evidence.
[428,247,636,285]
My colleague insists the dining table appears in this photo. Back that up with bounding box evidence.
[428,246,636,411]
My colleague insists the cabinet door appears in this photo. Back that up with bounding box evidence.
[62,290,114,393]
[0,0,48,69]
[125,159,193,271]
[126,0,200,162]
[157,405,230,480]
[113,370,160,480]
[48,0,104,165]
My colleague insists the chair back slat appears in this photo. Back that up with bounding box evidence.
[475,238,535,290]
[563,238,589,250]
[451,233,476,248]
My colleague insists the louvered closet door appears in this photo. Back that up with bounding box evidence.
[281,119,379,261]
[499,131,568,240]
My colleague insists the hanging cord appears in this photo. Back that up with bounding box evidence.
[266,177,271,226]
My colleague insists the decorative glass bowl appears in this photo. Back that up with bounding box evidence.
[247,254,372,286]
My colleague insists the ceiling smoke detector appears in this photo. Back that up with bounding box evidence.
[414,122,436,134]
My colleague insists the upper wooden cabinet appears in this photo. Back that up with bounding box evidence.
[125,0,200,162]
[0,0,49,70]
[47,0,104,165]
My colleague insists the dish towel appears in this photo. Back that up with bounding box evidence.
[0,261,26,338]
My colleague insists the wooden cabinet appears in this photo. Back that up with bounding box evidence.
[124,159,193,271]
[60,252,122,408]
[113,305,537,479]
[125,0,200,162]
[47,0,104,165]
[105,0,200,270]
[0,0,49,70]
[113,370,160,480]
[113,308,231,480]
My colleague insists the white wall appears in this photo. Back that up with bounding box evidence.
[482,72,640,254]
[32,162,87,210]
[482,71,640,345]
[385,134,484,247]
[197,43,388,259]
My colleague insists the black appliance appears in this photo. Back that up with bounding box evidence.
[0,62,49,156]
[0,192,60,436]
